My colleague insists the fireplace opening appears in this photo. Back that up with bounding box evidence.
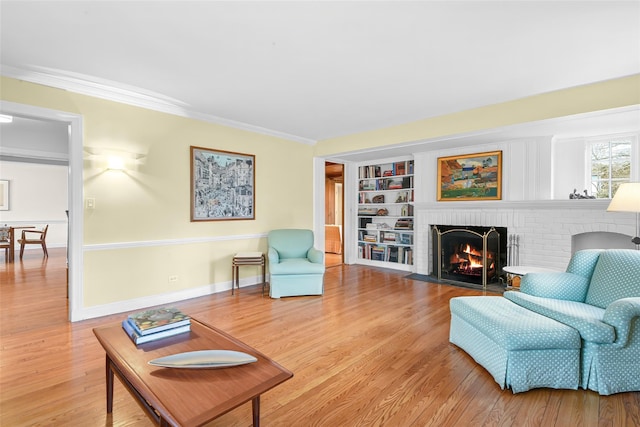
[431,225,507,288]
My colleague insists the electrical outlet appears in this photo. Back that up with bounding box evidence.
[86,197,96,209]
[168,275,179,283]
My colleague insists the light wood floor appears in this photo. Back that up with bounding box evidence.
[1,249,639,426]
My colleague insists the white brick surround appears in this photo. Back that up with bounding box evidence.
[415,199,637,274]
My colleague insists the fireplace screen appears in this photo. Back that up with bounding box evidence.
[432,225,506,288]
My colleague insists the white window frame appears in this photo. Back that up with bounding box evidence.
[586,132,638,199]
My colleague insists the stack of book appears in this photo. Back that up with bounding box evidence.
[122,307,191,345]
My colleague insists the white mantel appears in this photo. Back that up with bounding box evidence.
[415,199,611,211]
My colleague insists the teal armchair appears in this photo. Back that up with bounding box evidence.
[267,229,325,298]
[504,249,640,394]
[450,249,640,395]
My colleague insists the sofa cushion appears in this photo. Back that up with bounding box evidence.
[268,229,314,259]
[504,291,614,343]
[566,249,603,278]
[269,258,325,275]
[585,249,640,309]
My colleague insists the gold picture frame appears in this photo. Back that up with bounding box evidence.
[437,151,502,201]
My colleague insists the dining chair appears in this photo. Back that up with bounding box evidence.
[0,226,11,261]
[18,225,49,259]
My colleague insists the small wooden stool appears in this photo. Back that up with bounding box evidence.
[232,252,266,295]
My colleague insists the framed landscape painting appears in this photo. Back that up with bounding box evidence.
[437,151,502,201]
[191,146,255,221]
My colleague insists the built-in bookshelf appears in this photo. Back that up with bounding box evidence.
[357,158,414,271]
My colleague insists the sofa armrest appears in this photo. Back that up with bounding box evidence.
[268,247,280,264]
[603,297,640,347]
[307,247,324,264]
[520,272,590,301]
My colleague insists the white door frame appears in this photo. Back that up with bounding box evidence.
[0,101,84,322]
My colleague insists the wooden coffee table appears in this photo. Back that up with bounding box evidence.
[93,318,293,426]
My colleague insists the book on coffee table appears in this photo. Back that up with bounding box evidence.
[122,319,191,345]
[127,307,191,335]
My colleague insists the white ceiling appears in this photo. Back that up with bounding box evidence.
[1,1,639,146]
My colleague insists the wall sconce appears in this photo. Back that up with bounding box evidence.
[85,147,145,172]
[607,182,640,248]
[106,155,126,171]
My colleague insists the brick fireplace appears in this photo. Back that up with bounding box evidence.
[414,200,637,277]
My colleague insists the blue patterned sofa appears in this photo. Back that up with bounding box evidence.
[450,249,640,395]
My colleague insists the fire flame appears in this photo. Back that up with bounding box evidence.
[463,244,483,268]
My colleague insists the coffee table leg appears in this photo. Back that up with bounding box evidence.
[252,395,260,427]
[106,355,114,413]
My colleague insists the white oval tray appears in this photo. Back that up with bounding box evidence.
[149,350,258,369]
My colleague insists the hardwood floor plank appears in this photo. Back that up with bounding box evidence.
[1,249,638,427]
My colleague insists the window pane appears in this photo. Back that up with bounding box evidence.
[591,160,609,179]
[611,181,625,197]
[589,138,633,199]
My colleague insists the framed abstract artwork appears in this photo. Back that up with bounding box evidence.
[190,146,255,221]
[437,151,502,201]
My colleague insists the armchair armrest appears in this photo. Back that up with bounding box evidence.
[22,229,44,239]
[520,272,590,302]
[603,297,640,347]
[307,247,324,264]
[268,247,280,264]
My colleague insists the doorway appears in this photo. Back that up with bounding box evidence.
[325,162,344,267]
[0,101,83,321]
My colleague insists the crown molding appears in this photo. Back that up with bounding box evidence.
[0,146,69,165]
[1,65,317,145]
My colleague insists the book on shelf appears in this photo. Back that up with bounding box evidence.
[358,207,379,216]
[370,246,386,261]
[364,234,377,242]
[382,232,397,243]
[127,307,191,336]
[400,234,413,245]
[394,218,414,230]
[122,318,191,345]
[388,246,399,263]
[387,178,403,189]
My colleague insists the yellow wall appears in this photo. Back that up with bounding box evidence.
[1,76,314,307]
[3,73,639,310]
[314,74,640,156]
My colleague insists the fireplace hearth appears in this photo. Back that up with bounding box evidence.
[431,225,507,288]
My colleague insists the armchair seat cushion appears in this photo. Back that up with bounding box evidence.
[270,258,325,275]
